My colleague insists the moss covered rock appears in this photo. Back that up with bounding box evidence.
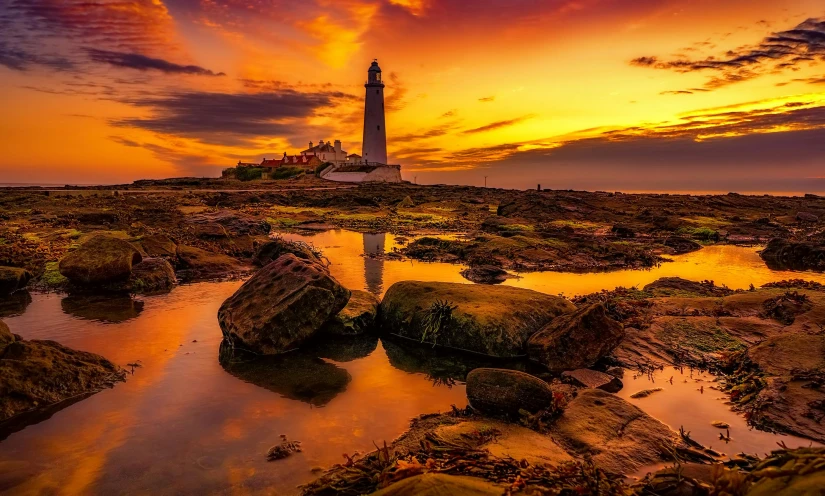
[0,320,125,421]
[130,258,177,293]
[218,254,350,354]
[380,281,574,357]
[528,303,624,371]
[0,266,32,294]
[58,235,142,286]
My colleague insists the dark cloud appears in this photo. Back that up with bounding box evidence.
[478,96,495,102]
[114,89,357,146]
[85,49,225,76]
[462,115,535,135]
[0,42,73,71]
[632,17,825,89]
[660,90,695,95]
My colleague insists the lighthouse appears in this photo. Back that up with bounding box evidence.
[362,60,388,165]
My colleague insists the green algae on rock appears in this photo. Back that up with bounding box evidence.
[380,281,574,358]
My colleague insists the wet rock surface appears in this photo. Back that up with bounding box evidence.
[0,267,32,295]
[528,303,624,371]
[254,237,320,266]
[218,254,350,354]
[459,265,508,284]
[130,258,177,293]
[643,276,734,297]
[561,368,623,392]
[176,245,249,281]
[325,290,379,336]
[0,319,125,422]
[466,368,559,418]
[131,234,178,260]
[549,389,684,474]
[58,235,142,286]
[380,281,574,357]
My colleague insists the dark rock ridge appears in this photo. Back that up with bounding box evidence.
[760,238,825,271]
[643,277,734,297]
[528,303,624,371]
[217,254,350,354]
[0,319,125,421]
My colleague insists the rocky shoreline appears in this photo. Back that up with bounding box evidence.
[1,180,824,494]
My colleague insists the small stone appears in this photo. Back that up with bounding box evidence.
[630,388,663,399]
[711,421,730,429]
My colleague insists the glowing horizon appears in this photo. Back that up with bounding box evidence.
[1,0,823,192]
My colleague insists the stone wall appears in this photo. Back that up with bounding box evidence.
[323,165,402,183]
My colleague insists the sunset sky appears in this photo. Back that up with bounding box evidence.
[0,0,823,192]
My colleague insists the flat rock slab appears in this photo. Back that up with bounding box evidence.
[562,369,623,393]
[380,281,574,357]
[550,389,680,474]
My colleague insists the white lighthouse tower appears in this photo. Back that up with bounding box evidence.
[362,60,387,165]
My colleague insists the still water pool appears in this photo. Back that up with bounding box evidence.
[1,230,823,495]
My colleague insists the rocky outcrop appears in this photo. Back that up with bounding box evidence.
[129,258,177,293]
[324,290,379,336]
[217,254,350,354]
[254,237,320,267]
[643,277,734,297]
[550,389,682,474]
[466,368,560,417]
[0,319,125,421]
[797,211,819,223]
[176,245,248,281]
[0,266,32,294]
[58,235,142,286]
[528,303,624,371]
[760,238,825,271]
[661,236,701,254]
[380,281,574,357]
[561,369,623,393]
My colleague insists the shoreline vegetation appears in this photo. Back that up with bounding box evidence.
[1,176,824,494]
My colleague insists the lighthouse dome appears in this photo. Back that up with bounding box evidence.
[368,60,381,72]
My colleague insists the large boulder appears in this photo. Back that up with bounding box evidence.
[129,258,176,293]
[550,389,681,474]
[0,320,125,421]
[324,290,380,336]
[217,254,350,354]
[254,237,320,267]
[466,368,560,418]
[528,303,624,371]
[58,235,142,286]
[760,238,825,271]
[380,281,574,357]
[0,267,32,294]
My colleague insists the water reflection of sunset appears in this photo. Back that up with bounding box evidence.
[2,231,825,494]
